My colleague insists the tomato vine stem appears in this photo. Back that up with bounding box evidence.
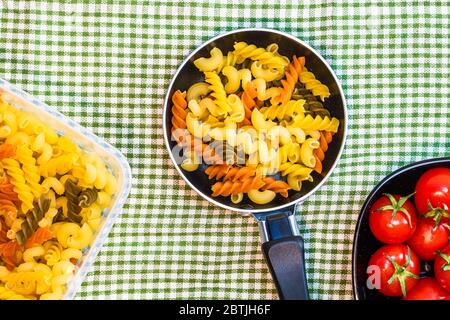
[384,246,418,296]
[375,193,415,228]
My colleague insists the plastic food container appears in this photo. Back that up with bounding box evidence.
[0,78,132,299]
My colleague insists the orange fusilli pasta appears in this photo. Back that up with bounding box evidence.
[0,177,20,204]
[313,131,333,174]
[24,227,54,249]
[205,164,230,180]
[205,165,256,181]
[240,83,258,126]
[181,135,223,165]
[171,90,189,143]
[274,55,305,105]
[0,241,22,271]
[0,143,15,160]
[0,199,17,220]
[211,177,265,197]
[261,177,291,198]
[0,219,9,244]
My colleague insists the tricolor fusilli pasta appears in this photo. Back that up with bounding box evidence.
[0,92,116,300]
[171,42,340,205]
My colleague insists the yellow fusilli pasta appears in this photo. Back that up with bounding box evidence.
[2,158,34,213]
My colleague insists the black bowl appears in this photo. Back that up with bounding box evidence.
[352,157,450,300]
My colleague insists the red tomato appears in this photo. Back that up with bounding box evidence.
[415,167,450,226]
[407,218,450,261]
[434,244,450,293]
[368,244,420,296]
[403,277,450,300]
[369,193,417,244]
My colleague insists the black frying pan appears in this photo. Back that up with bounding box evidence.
[353,157,450,299]
[163,29,348,300]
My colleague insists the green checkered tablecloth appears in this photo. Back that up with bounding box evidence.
[0,0,448,300]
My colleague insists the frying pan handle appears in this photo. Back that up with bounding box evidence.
[257,208,309,300]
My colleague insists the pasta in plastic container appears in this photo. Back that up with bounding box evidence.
[0,79,132,299]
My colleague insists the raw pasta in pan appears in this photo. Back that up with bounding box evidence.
[0,93,116,300]
[170,42,339,205]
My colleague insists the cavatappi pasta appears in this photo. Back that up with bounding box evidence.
[0,93,115,300]
[171,42,339,205]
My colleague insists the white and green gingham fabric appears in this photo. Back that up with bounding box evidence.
[0,1,448,300]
